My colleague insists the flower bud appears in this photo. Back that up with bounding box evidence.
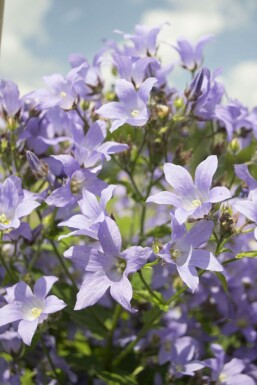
[26,151,49,179]
[228,138,241,154]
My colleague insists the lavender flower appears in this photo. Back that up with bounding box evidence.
[147,155,231,224]
[96,77,157,132]
[0,176,40,231]
[159,215,223,292]
[67,217,152,312]
[205,344,255,385]
[173,35,213,70]
[0,276,66,345]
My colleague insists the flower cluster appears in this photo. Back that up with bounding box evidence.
[0,23,257,385]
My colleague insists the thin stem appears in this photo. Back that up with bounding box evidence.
[104,304,122,370]
[138,270,163,305]
[49,240,78,291]
[41,336,61,384]
[0,252,16,281]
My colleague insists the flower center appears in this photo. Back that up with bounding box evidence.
[30,307,43,319]
[219,373,228,382]
[60,91,67,98]
[170,248,181,261]
[70,174,84,194]
[131,109,140,118]
[192,199,201,208]
[115,257,127,274]
[0,213,10,225]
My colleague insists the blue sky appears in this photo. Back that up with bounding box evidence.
[2,0,257,107]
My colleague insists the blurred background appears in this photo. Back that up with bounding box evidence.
[1,0,257,107]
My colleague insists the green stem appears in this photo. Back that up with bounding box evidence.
[41,336,61,384]
[138,270,163,305]
[49,240,78,291]
[0,231,16,282]
[104,304,122,370]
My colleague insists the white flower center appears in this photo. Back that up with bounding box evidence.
[170,248,182,261]
[31,307,43,319]
[192,199,201,208]
[60,91,67,98]
[0,213,10,225]
[219,373,228,382]
[131,109,140,117]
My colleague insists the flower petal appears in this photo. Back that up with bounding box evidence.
[195,155,217,196]
[98,217,122,256]
[110,275,135,312]
[18,319,38,345]
[43,295,66,314]
[34,276,58,299]
[176,265,198,292]
[209,186,231,203]
[164,163,195,197]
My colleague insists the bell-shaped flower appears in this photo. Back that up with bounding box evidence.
[159,215,223,292]
[96,77,157,132]
[173,35,213,71]
[147,155,231,224]
[58,184,116,240]
[66,217,152,312]
[0,277,66,345]
[0,176,40,231]
[205,344,255,385]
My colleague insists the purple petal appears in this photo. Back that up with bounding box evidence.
[170,214,186,240]
[0,304,23,327]
[110,119,127,133]
[234,164,257,190]
[122,246,153,274]
[78,190,101,219]
[34,276,58,299]
[43,295,66,314]
[164,163,195,197]
[59,214,93,230]
[223,358,245,376]
[176,265,199,292]
[15,199,40,219]
[51,155,80,177]
[100,185,116,210]
[74,272,110,310]
[64,245,97,269]
[18,319,38,345]
[96,102,127,120]
[138,77,157,103]
[115,79,137,106]
[84,121,106,150]
[146,191,182,207]
[233,199,257,223]
[98,217,122,256]
[190,250,223,271]
[187,220,214,247]
[46,184,74,207]
[226,374,255,385]
[110,275,135,312]
[195,155,217,196]
[209,186,231,203]
[174,207,194,225]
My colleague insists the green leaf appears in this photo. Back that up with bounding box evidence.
[97,371,138,385]
[215,272,228,292]
[21,369,36,385]
[146,225,170,238]
[236,250,257,259]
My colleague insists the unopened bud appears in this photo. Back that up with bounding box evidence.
[229,138,241,154]
[26,151,49,179]
[157,104,169,118]
[174,97,184,109]
[152,240,163,254]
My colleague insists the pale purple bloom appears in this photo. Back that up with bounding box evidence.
[205,344,255,385]
[147,155,231,224]
[186,68,224,120]
[71,120,128,169]
[215,100,250,142]
[159,215,223,292]
[115,24,163,57]
[0,176,40,231]
[174,35,213,70]
[58,184,116,240]
[46,154,106,207]
[167,336,205,378]
[0,276,66,345]
[30,73,77,110]
[0,80,22,118]
[233,165,257,238]
[96,77,157,132]
[67,217,152,312]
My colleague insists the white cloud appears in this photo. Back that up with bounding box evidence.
[223,61,257,108]
[1,0,63,95]
[140,0,257,64]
